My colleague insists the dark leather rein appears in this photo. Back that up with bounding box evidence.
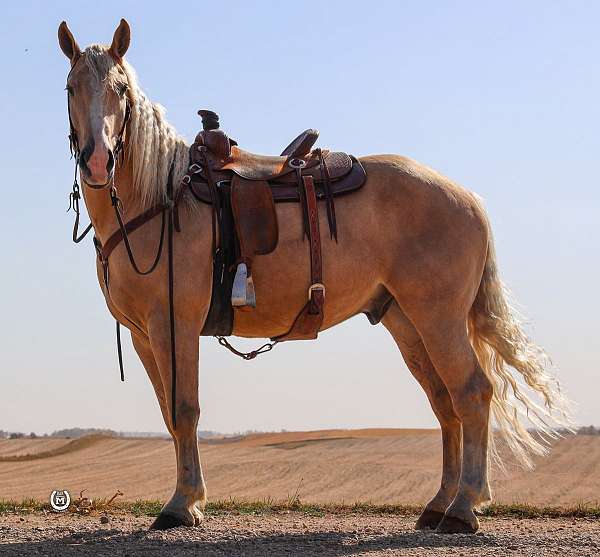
[65,88,279,429]
[66,87,181,429]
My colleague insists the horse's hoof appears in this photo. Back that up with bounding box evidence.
[193,510,204,526]
[415,509,445,530]
[150,513,190,530]
[436,514,479,534]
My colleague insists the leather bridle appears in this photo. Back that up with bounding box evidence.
[66,59,132,244]
[68,94,131,186]
[66,56,131,190]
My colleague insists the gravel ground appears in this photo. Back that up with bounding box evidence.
[1,512,599,556]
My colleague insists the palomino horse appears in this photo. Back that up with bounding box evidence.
[58,19,569,533]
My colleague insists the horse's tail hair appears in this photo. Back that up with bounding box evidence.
[468,227,573,469]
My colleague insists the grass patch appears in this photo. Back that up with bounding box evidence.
[480,502,600,519]
[1,498,600,519]
[0,498,46,514]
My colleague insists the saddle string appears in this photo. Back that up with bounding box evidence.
[294,166,310,240]
[316,148,337,242]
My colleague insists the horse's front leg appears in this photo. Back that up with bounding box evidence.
[131,332,174,437]
[140,319,206,529]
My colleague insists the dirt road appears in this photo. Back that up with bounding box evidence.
[1,511,599,556]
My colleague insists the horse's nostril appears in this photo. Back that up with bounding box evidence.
[80,143,93,165]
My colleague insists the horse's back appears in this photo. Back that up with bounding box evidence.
[233,153,489,337]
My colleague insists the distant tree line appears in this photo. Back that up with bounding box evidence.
[0,431,41,439]
[2,426,598,439]
[0,427,223,439]
[50,427,119,438]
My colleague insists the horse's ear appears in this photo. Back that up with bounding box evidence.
[58,21,81,65]
[109,18,131,61]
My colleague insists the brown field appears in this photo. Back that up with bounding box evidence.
[1,429,599,506]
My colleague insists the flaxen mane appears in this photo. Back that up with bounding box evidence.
[82,45,189,209]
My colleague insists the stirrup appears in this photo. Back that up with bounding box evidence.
[231,262,256,308]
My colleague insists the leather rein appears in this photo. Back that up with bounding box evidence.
[66,84,181,429]
[65,87,284,429]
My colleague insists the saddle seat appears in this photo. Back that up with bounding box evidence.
[192,126,350,183]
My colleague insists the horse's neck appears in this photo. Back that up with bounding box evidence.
[82,156,140,243]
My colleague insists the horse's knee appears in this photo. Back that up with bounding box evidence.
[172,402,200,436]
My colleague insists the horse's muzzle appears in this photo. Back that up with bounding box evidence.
[79,140,115,188]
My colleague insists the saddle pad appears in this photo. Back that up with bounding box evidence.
[190,156,366,204]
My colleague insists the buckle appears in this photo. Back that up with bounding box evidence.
[181,174,191,185]
[288,158,307,169]
[308,283,325,300]
[189,163,203,174]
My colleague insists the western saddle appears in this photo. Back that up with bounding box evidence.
[179,110,367,341]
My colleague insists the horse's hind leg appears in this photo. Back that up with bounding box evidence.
[417,317,493,533]
[382,302,462,530]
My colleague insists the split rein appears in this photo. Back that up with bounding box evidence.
[65,99,278,425]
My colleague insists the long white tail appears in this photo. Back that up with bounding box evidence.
[468,234,573,469]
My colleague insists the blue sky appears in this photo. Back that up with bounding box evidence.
[0,1,598,434]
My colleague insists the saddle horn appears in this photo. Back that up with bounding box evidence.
[198,110,220,131]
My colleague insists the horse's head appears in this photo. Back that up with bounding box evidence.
[58,19,132,187]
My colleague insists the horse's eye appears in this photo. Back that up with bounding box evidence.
[65,85,74,97]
